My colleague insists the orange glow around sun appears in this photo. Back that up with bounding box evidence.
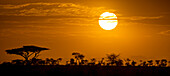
[99,12,118,30]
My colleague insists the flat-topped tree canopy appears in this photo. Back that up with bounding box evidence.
[6,45,49,62]
[6,48,24,55]
[23,45,49,52]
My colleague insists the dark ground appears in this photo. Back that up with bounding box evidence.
[0,65,169,76]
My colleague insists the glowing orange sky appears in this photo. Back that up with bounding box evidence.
[0,0,170,63]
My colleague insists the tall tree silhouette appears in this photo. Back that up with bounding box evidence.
[6,45,49,65]
[72,52,80,65]
[72,52,85,65]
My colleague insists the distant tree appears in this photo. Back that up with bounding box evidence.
[125,58,131,66]
[83,60,88,65]
[155,60,160,66]
[78,54,85,65]
[11,59,24,65]
[91,58,96,64]
[46,58,51,65]
[6,45,49,65]
[98,58,105,66]
[66,61,69,65]
[101,58,105,66]
[142,61,148,66]
[138,60,143,66]
[70,58,75,65]
[106,53,120,66]
[72,52,80,65]
[131,60,137,66]
[38,59,45,65]
[88,58,96,66]
[46,58,62,65]
[51,58,57,65]
[115,59,123,66]
[147,60,153,66]
[72,52,86,65]
[168,61,170,67]
[56,58,62,65]
[160,59,167,67]
[2,62,12,65]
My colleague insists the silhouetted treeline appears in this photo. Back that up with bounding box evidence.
[1,46,170,67]
[65,52,170,67]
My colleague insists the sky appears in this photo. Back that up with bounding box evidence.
[0,0,170,64]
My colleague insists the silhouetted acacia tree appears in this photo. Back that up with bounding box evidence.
[106,53,120,66]
[6,45,49,65]
[72,52,80,65]
[72,52,85,65]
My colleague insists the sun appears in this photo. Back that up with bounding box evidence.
[99,12,118,30]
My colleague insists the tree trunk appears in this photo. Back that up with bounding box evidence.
[25,57,30,65]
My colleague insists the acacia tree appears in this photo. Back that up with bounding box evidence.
[72,52,85,65]
[6,45,49,64]
[106,53,120,66]
[72,52,80,65]
[78,54,85,65]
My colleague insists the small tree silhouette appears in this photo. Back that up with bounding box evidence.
[160,59,167,67]
[106,53,120,66]
[115,59,123,66]
[46,58,51,65]
[155,60,160,66]
[70,58,75,65]
[56,58,62,65]
[147,60,153,66]
[88,58,96,66]
[142,61,148,66]
[72,52,85,65]
[11,59,24,65]
[125,58,131,66]
[6,45,49,65]
[131,60,137,66]
[98,58,105,66]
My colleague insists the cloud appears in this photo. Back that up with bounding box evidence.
[0,4,30,9]
[119,16,163,20]
[158,30,170,36]
[0,3,79,9]
[0,2,116,17]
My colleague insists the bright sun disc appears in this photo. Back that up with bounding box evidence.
[99,12,118,30]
